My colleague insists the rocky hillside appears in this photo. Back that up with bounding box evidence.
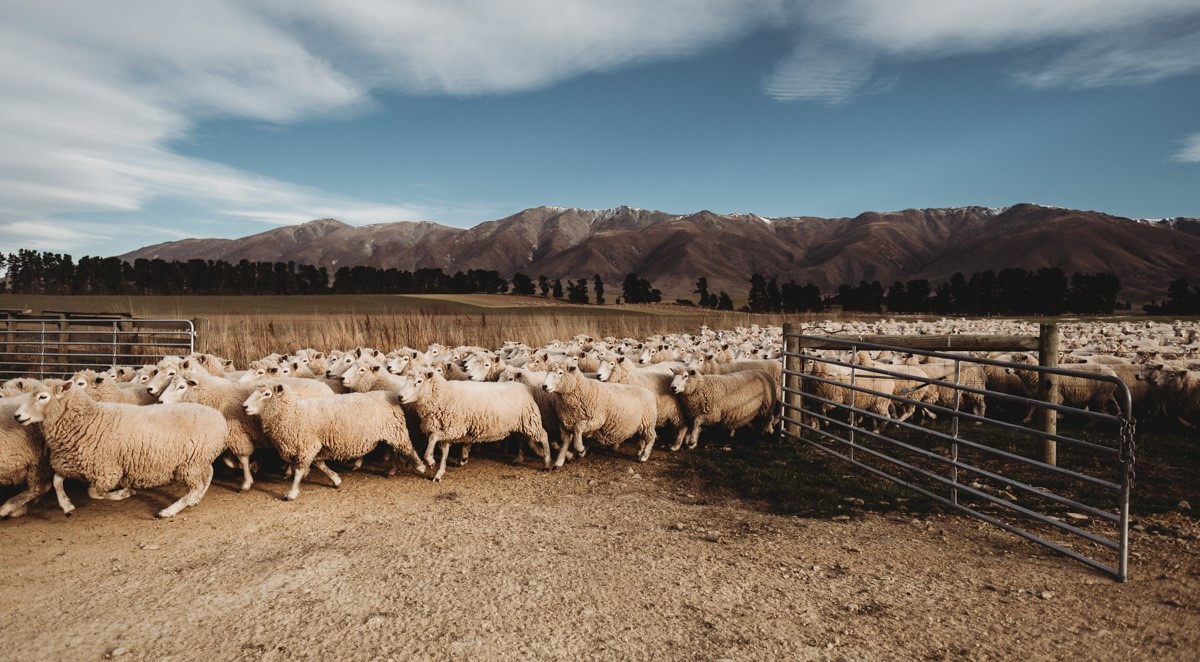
[120,204,1200,302]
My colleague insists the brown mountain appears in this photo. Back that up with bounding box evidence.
[120,204,1200,303]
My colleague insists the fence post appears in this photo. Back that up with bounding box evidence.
[1038,323,1061,466]
[783,322,801,438]
[193,317,208,355]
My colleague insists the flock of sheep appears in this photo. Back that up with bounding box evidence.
[1,319,1197,520]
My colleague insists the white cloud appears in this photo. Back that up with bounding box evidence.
[765,0,1200,102]
[1174,134,1200,163]
[0,1,787,255]
[3,0,1199,256]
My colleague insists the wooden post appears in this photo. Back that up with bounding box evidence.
[193,317,209,355]
[1038,323,1061,466]
[783,322,801,438]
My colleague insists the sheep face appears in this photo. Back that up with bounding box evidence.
[465,356,493,382]
[341,364,373,389]
[596,361,615,382]
[147,366,181,395]
[386,355,411,375]
[670,369,696,394]
[326,353,357,378]
[14,386,57,425]
[159,378,194,404]
[242,384,283,415]
[398,372,434,404]
[542,368,568,393]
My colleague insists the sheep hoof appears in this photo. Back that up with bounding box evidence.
[283,493,298,502]
[62,506,75,517]
[0,504,12,518]
[239,483,252,493]
[414,464,427,474]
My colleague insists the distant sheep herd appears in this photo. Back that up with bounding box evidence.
[1,319,1197,520]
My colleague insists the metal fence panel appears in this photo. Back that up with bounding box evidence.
[0,318,195,380]
[780,327,1135,582]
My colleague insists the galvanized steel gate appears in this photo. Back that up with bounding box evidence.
[779,324,1136,581]
[0,318,195,380]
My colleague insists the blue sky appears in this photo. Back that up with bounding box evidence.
[2,1,1198,257]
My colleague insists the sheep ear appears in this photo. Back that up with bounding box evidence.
[371,365,381,373]
[181,359,191,369]
[274,384,285,394]
[195,355,207,364]
[223,360,234,368]
[187,379,197,386]
[314,352,324,360]
[61,381,73,392]
[568,365,578,373]
[94,376,103,384]
[688,369,698,376]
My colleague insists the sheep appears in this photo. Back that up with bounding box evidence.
[497,366,562,453]
[1149,369,1200,429]
[801,358,896,432]
[669,367,777,449]
[14,381,227,518]
[1005,355,1121,422]
[398,370,550,481]
[1,378,41,397]
[597,356,691,451]
[242,384,425,501]
[541,365,657,466]
[0,395,51,518]
[72,369,158,405]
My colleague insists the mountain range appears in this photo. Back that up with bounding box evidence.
[120,204,1200,303]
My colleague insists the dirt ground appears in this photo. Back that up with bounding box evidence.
[1,449,1196,661]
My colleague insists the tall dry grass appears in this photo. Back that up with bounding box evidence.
[202,310,840,365]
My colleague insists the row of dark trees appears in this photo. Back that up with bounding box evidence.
[0,250,508,296]
[1143,279,1200,315]
[0,249,1173,318]
[732,267,1125,315]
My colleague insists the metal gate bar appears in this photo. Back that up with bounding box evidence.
[780,324,1135,581]
[0,318,195,380]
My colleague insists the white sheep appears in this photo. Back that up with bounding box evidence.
[597,356,690,451]
[398,370,550,481]
[14,382,227,518]
[542,365,657,466]
[72,369,158,405]
[669,367,777,449]
[0,395,51,518]
[242,384,425,501]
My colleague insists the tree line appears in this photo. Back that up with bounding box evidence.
[1143,279,1200,315]
[0,249,1172,317]
[0,250,662,304]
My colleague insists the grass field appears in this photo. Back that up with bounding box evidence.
[1,293,822,364]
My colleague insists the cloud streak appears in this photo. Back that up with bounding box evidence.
[2,0,1198,256]
[1175,134,1200,163]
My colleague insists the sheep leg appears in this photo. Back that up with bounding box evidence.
[350,457,364,471]
[87,486,134,501]
[236,455,253,491]
[159,464,213,518]
[423,433,442,468]
[553,431,575,468]
[284,463,311,501]
[457,443,471,467]
[637,428,656,462]
[534,432,551,470]
[572,428,588,457]
[52,474,75,516]
[0,478,51,519]
[221,453,238,470]
[669,425,688,452]
[313,461,342,488]
[686,419,703,450]
[432,441,452,482]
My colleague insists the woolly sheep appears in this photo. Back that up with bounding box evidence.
[542,365,657,466]
[0,395,51,518]
[72,369,158,405]
[14,382,227,518]
[597,356,690,451]
[242,384,425,501]
[669,367,777,449]
[398,370,550,481]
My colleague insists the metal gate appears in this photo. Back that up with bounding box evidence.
[0,318,195,380]
[780,324,1135,581]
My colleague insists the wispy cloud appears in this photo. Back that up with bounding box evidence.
[1174,134,1200,163]
[764,1,1200,102]
[0,1,784,255]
